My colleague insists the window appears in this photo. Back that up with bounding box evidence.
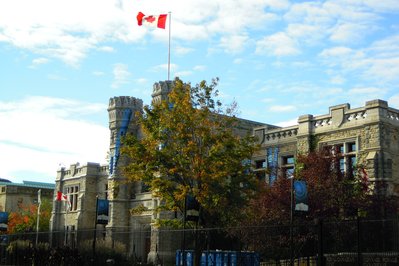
[347,142,356,153]
[255,159,266,169]
[104,184,108,200]
[322,140,357,178]
[253,159,266,181]
[66,185,79,211]
[65,225,76,248]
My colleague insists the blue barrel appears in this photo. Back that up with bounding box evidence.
[176,250,194,266]
[215,251,223,266]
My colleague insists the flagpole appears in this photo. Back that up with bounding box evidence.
[167,11,171,81]
[36,189,41,246]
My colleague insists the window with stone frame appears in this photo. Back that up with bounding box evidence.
[104,183,109,200]
[253,158,266,181]
[66,185,79,211]
[322,140,357,178]
[281,155,295,179]
[64,225,76,248]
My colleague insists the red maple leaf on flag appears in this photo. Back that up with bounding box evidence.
[145,16,156,23]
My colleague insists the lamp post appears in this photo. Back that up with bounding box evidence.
[290,177,294,266]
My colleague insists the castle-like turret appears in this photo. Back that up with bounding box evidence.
[151,80,173,105]
[107,96,142,229]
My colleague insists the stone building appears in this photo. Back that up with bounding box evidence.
[0,180,55,213]
[252,99,399,195]
[50,80,399,263]
[50,162,108,246]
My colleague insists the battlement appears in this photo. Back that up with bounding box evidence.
[56,162,108,180]
[255,99,399,144]
[108,96,143,110]
[152,81,173,104]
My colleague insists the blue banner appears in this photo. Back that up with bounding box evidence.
[110,108,132,174]
[0,212,8,231]
[294,181,308,211]
[97,199,109,224]
[267,147,279,185]
[186,195,200,222]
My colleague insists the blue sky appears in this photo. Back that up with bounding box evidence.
[1,0,399,183]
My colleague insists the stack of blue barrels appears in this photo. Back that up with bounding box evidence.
[176,250,260,266]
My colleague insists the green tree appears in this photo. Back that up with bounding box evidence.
[122,77,259,228]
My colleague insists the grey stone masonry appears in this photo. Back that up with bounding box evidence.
[254,99,399,195]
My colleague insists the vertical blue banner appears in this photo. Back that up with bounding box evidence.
[267,147,279,185]
[110,108,132,174]
[294,181,309,211]
[0,212,8,231]
[97,199,109,224]
[186,195,200,222]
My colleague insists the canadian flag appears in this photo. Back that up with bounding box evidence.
[55,191,68,202]
[137,12,167,29]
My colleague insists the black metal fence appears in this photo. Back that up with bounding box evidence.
[0,218,398,265]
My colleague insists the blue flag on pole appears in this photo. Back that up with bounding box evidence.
[294,181,309,211]
[0,212,8,231]
[97,199,109,224]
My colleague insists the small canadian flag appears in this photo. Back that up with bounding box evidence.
[55,191,68,202]
[137,12,167,29]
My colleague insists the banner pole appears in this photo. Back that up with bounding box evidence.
[92,196,98,261]
[35,189,41,246]
[168,11,171,81]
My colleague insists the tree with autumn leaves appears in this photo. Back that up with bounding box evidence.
[234,149,398,258]
[121,77,259,228]
[7,199,52,234]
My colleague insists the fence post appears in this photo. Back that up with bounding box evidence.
[357,216,362,266]
[317,219,323,266]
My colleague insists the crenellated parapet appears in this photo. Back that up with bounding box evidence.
[56,162,108,181]
[255,126,298,145]
[255,99,399,149]
[151,80,173,104]
[108,96,143,133]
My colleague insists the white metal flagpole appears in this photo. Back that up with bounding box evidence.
[36,189,41,246]
[168,11,171,81]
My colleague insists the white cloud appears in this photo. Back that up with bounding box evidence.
[276,118,298,127]
[98,46,115,53]
[175,46,194,56]
[329,23,371,44]
[362,0,399,13]
[319,35,399,85]
[136,78,147,84]
[219,35,249,54]
[348,87,386,95]
[346,86,387,105]
[330,75,346,85]
[174,70,193,77]
[319,46,354,58]
[0,0,140,65]
[92,71,105,76]
[193,65,206,71]
[388,94,399,109]
[30,57,49,68]
[0,96,109,182]
[233,58,243,64]
[0,0,284,66]
[261,98,274,103]
[269,105,296,112]
[255,32,300,56]
[286,23,326,45]
[111,63,131,89]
